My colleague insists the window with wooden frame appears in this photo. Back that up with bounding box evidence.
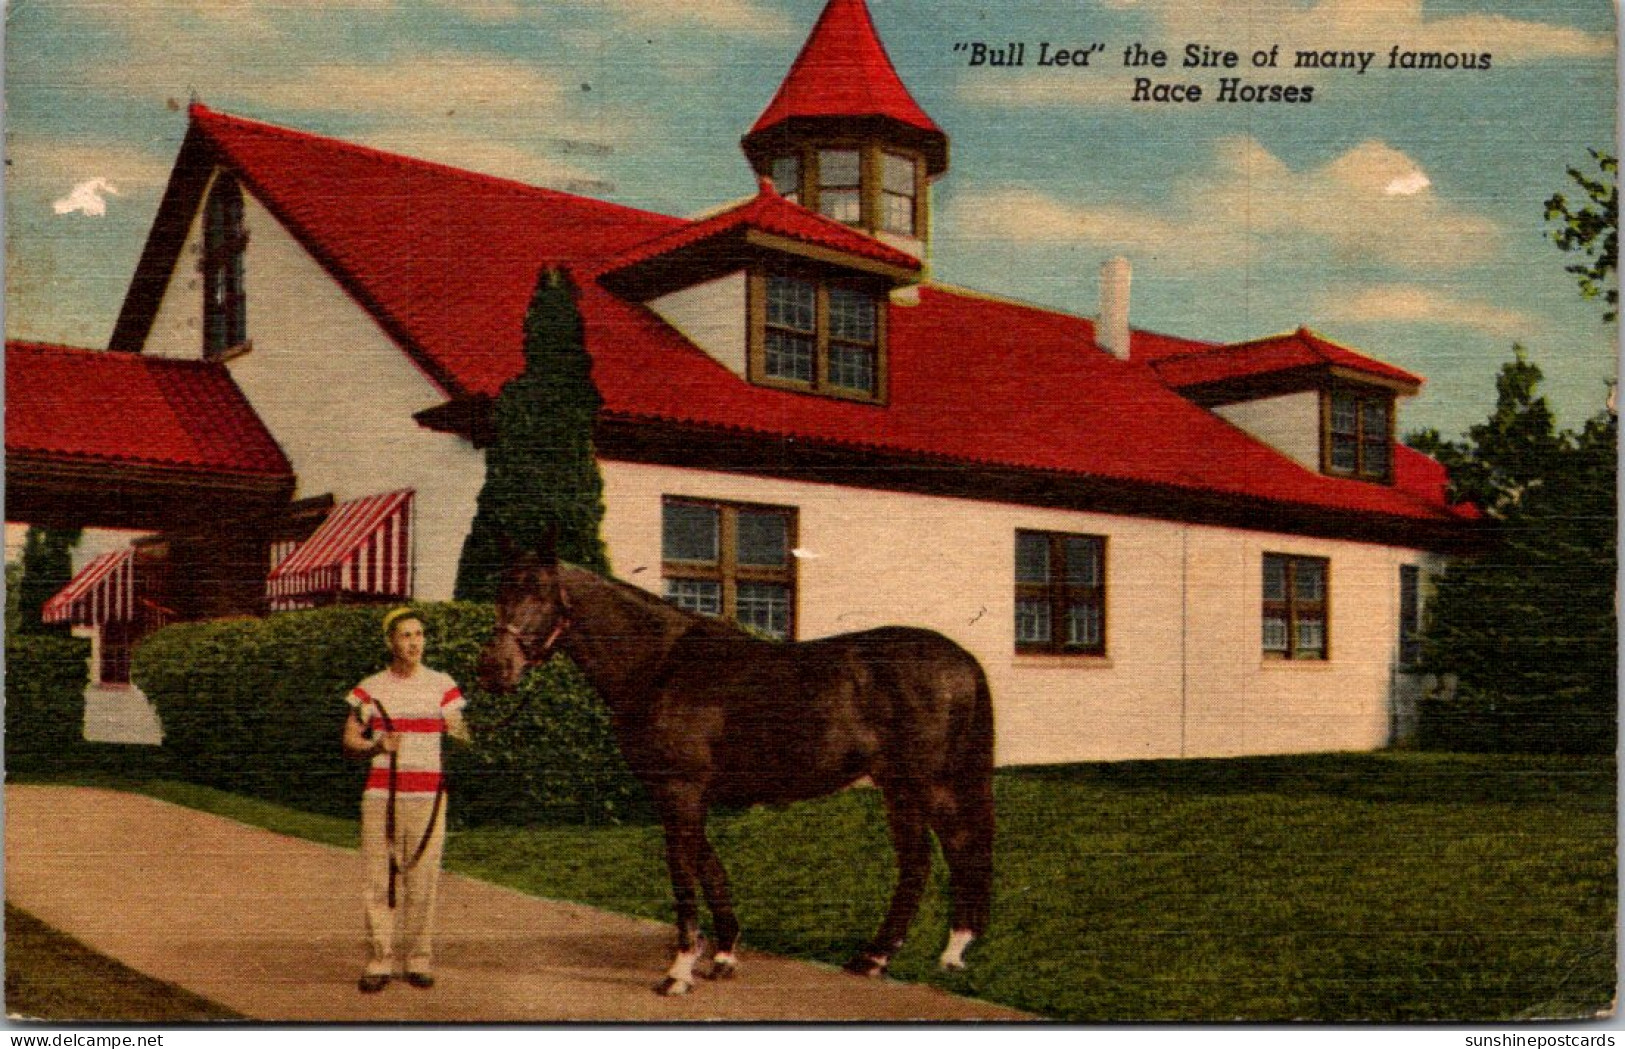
[202,173,248,360]
[770,155,802,205]
[1324,387,1393,482]
[816,148,863,225]
[751,268,886,402]
[662,498,797,640]
[879,151,917,236]
[772,143,925,239]
[1015,530,1106,656]
[1262,554,1329,660]
[1398,564,1423,670]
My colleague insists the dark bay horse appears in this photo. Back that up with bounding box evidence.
[477,542,996,995]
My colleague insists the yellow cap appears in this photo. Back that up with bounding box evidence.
[381,607,421,639]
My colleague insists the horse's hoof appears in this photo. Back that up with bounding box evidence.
[704,957,739,981]
[654,976,693,996]
[842,954,889,978]
[940,958,968,973]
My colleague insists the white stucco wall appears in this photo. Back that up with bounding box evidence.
[600,460,1435,766]
[138,171,485,601]
[648,272,748,377]
[1215,392,1322,470]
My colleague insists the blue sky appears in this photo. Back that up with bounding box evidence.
[4,0,1617,438]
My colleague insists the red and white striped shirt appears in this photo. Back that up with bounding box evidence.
[347,666,465,797]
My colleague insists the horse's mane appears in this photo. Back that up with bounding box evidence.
[558,563,758,643]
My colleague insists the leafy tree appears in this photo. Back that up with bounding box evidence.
[456,268,611,601]
[1406,353,1616,752]
[13,527,82,635]
[1544,150,1618,322]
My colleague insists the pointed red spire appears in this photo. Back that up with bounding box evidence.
[744,0,947,175]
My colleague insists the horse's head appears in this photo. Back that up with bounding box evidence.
[477,532,573,695]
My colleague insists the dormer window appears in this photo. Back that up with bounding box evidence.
[751,267,886,402]
[1325,388,1393,482]
[202,174,248,360]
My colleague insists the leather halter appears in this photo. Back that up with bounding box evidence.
[500,576,574,669]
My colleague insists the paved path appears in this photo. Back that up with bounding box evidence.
[6,786,1027,1022]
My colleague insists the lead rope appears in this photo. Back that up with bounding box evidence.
[371,698,446,910]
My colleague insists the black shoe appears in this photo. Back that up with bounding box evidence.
[405,972,436,989]
[358,974,390,994]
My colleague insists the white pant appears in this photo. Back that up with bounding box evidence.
[361,793,447,976]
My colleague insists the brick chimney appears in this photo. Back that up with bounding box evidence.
[1098,256,1132,360]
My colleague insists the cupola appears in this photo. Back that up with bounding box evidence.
[741,0,948,258]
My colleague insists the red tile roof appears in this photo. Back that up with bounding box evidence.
[577,283,1468,525]
[179,105,686,399]
[1151,328,1425,391]
[743,0,948,175]
[113,108,1469,538]
[5,341,292,476]
[601,179,922,278]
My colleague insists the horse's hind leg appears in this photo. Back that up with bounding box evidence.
[696,835,741,979]
[927,780,995,971]
[845,786,932,978]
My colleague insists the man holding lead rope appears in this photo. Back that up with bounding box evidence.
[343,607,471,994]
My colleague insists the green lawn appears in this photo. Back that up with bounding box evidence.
[5,905,241,1022]
[16,751,1616,1022]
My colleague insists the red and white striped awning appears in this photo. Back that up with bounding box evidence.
[267,489,414,611]
[43,548,136,626]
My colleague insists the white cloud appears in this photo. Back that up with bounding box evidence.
[948,137,1499,272]
[52,178,121,217]
[1318,283,1535,338]
[1385,171,1431,196]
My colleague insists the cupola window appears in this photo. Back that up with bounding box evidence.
[880,152,918,235]
[771,155,801,204]
[816,149,863,224]
[202,173,248,359]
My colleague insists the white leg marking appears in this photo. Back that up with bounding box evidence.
[661,945,702,995]
[939,929,976,970]
[712,950,736,968]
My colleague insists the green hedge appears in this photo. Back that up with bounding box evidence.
[5,634,93,776]
[1419,685,1617,755]
[133,603,650,826]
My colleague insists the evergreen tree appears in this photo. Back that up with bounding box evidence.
[1406,352,1616,751]
[13,526,82,635]
[456,268,611,601]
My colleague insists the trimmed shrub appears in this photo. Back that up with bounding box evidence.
[5,634,92,775]
[1418,684,1616,755]
[133,603,649,826]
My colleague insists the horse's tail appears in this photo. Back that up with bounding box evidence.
[961,658,995,783]
[939,653,996,937]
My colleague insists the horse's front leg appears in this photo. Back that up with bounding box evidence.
[654,784,707,996]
